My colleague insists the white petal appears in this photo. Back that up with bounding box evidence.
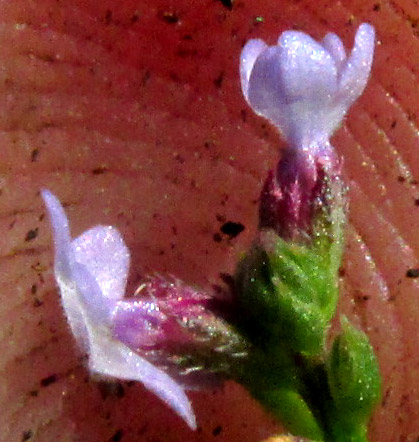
[88,326,197,430]
[42,190,89,349]
[240,39,268,102]
[41,189,73,279]
[337,23,375,108]
[71,261,116,324]
[277,30,338,102]
[73,226,130,302]
[246,31,340,143]
[322,32,347,71]
[246,45,293,139]
[42,191,117,343]
[54,268,90,351]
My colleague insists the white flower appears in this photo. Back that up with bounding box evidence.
[240,23,375,154]
[41,190,196,430]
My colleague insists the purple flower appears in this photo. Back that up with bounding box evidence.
[240,24,375,239]
[240,23,375,152]
[41,190,196,430]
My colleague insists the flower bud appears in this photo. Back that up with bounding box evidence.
[327,317,381,425]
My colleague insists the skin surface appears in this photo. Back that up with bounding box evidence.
[0,1,417,441]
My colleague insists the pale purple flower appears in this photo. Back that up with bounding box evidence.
[240,23,375,155]
[240,24,375,240]
[41,190,196,430]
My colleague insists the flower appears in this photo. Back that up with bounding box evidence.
[41,190,196,430]
[233,26,380,442]
[240,23,375,153]
[240,24,375,240]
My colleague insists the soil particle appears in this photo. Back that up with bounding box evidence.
[212,425,222,436]
[220,221,245,238]
[104,9,113,25]
[213,71,224,88]
[33,298,43,307]
[213,233,222,243]
[98,381,125,399]
[406,268,419,278]
[110,429,124,442]
[40,374,57,387]
[25,228,39,242]
[217,0,233,11]
[21,430,33,441]
[31,149,39,162]
[92,166,109,175]
[158,11,180,24]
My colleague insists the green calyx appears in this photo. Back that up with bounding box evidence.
[234,172,346,356]
[234,236,332,355]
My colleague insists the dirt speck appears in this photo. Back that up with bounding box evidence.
[214,71,224,88]
[22,430,33,441]
[110,429,124,442]
[130,12,140,24]
[104,9,113,25]
[406,268,419,278]
[25,228,39,242]
[92,166,109,175]
[31,149,39,162]
[220,221,245,238]
[98,381,126,399]
[158,11,179,24]
[212,425,223,436]
[217,0,233,11]
[213,233,222,243]
[33,298,43,307]
[40,374,57,387]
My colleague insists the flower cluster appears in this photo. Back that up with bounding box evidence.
[42,22,380,442]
